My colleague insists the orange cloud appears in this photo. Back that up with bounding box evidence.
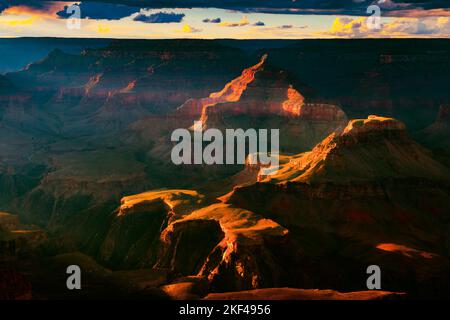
[2,2,68,18]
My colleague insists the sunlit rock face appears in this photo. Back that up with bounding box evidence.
[92,115,450,297]
[178,54,345,127]
[99,190,210,269]
[256,115,449,183]
[100,189,302,291]
[342,115,406,136]
[174,54,348,154]
[219,116,450,296]
[177,54,269,119]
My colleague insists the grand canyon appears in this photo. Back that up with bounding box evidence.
[0,37,449,300]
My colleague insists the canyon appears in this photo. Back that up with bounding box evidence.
[1,39,449,299]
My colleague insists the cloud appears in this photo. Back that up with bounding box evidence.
[77,0,449,17]
[253,21,265,26]
[250,24,312,38]
[0,17,35,26]
[247,1,450,17]
[57,2,141,20]
[376,0,412,11]
[203,17,221,23]
[382,17,450,35]
[386,8,450,18]
[133,12,185,23]
[328,17,367,37]
[0,1,65,18]
[323,16,450,38]
[220,16,249,27]
[272,24,308,30]
[0,1,59,13]
[3,1,450,19]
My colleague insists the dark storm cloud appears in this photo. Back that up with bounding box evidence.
[133,12,185,23]
[69,1,450,12]
[56,2,140,20]
[1,1,450,17]
[253,21,265,26]
[203,18,221,23]
[392,0,449,10]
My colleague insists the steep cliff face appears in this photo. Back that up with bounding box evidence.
[262,115,450,183]
[179,203,300,291]
[104,194,304,291]
[156,219,225,276]
[177,54,269,119]
[215,115,450,296]
[99,190,210,269]
[227,116,450,226]
[99,199,170,269]
[173,55,347,153]
[178,54,345,127]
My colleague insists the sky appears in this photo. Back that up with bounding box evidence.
[1,1,450,39]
